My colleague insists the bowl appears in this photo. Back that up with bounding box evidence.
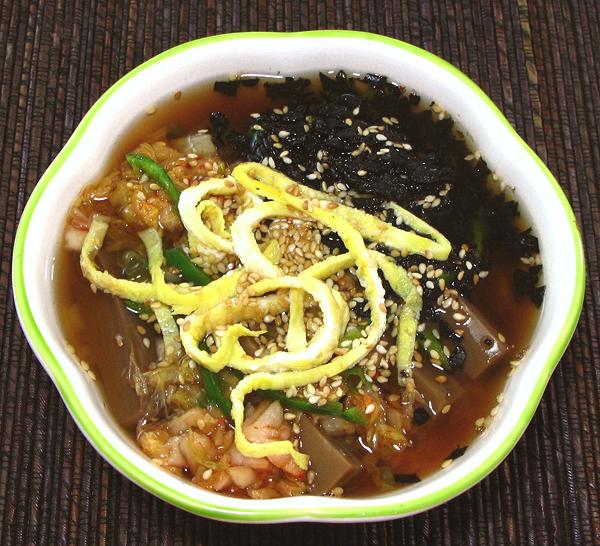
[12,31,584,523]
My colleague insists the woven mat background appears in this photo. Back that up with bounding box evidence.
[1,1,599,544]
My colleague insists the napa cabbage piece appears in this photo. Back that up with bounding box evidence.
[154,304,183,363]
[232,162,451,260]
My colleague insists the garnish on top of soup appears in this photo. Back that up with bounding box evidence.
[57,72,543,498]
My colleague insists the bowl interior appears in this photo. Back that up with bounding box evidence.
[14,32,583,522]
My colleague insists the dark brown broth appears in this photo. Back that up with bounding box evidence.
[55,80,540,495]
[109,82,276,162]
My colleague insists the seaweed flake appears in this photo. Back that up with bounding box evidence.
[214,80,241,96]
[394,473,421,484]
[447,446,467,460]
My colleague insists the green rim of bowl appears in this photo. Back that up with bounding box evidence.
[12,31,585,522]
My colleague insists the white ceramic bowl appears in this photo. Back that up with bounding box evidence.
[13,31,584,523]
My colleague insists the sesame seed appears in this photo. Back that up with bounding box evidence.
[498,332,506,343]
[357,170,367,176]
[202,469,213,480]
[452,312,467,322]
[441,404,452,414]
[365,403,375,415]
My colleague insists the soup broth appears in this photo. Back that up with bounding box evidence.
[56,72,542,498]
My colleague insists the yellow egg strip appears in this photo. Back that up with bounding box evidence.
[230,200,307,278]
[80,215,244,316]
[178,177,262,259]
[232,162,451,260]
[373,252,422,378]
[230,163,388,467]
[181,275,344,374]
[82,164,448,472]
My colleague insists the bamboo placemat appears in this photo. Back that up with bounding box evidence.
[1,1,598,544]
